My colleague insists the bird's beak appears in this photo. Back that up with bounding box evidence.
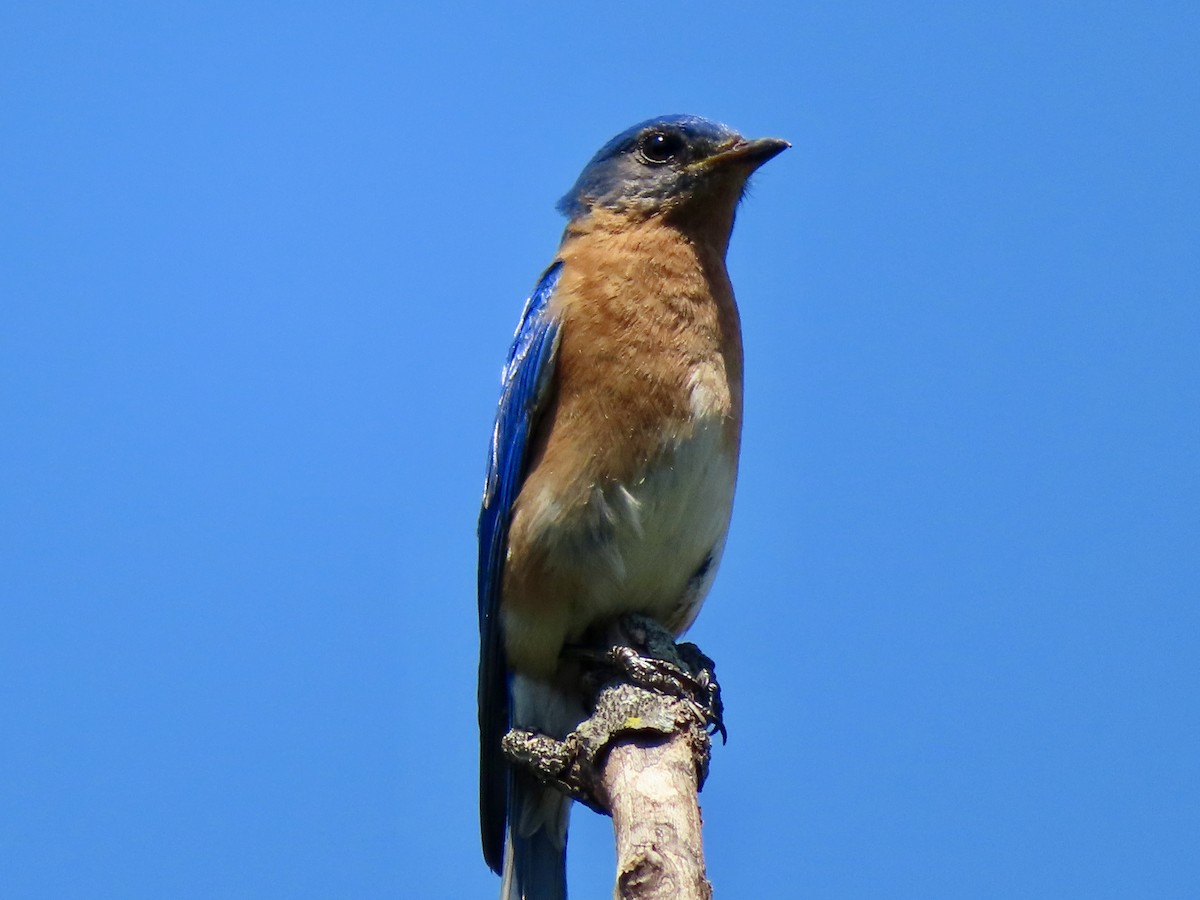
[699,136,791,171]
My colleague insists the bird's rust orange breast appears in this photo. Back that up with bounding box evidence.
[530,210,742,497]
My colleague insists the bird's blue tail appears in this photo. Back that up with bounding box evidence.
[500,774,570,900]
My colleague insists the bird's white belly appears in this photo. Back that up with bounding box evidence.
[561,415,736,636]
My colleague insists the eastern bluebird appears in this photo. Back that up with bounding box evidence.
[478,114,787,900]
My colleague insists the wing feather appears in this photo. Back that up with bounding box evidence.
[477,261,563,873]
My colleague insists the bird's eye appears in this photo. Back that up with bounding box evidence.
[638,130,686,165]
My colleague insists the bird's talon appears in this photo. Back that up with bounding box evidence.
[593,627,727,742]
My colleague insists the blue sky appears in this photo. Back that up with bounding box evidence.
[2,3,1197,897]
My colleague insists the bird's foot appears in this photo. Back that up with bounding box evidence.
[579,614,726,743]
[502,673,714,812]
[504,615,723,810]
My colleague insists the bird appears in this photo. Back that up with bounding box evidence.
[477,114,787,899]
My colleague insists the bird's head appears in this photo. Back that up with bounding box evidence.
[557,115,788,229]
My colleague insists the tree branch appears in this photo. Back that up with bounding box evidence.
[502,616,719,899]
[600,703,713,900]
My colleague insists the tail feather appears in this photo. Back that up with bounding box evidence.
[500,774,570,900]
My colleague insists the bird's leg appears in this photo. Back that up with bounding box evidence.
[503,614,724,811]
[564,614,725,741]
[600,614,726,743]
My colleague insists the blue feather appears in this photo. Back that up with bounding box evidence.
[478,261,563,874]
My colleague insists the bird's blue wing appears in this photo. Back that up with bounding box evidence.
[478,261,563,874]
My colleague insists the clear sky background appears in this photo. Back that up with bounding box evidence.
[2,3,1197,898]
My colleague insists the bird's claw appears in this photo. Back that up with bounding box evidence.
[605,638,726,744]
[567,614,726,741]
[505,615,726,809]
